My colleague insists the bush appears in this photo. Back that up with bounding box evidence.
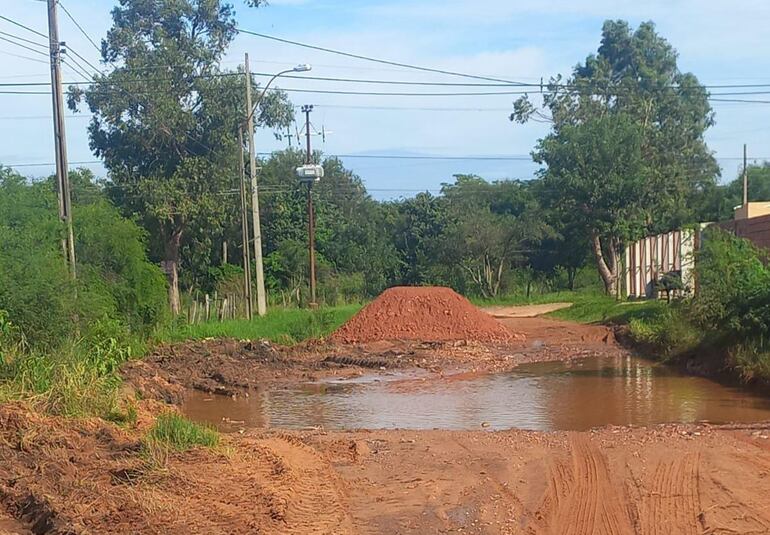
[0,342,124,418]
[692,228,770,345]
[0,168,168,347]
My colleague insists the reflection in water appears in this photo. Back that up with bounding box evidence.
[181,356,770,432]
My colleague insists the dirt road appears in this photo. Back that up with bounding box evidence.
[313,424,770,534]
[4,400,769,534]
[4,309,770,533]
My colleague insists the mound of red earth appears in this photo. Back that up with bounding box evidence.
[330,286,517,344]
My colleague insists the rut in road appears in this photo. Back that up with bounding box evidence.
[530,434,634,535]
[641,452,701,535]
[249,436,354,535]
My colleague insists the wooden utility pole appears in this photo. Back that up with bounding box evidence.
[238,129,253,320]
[743,143,749,206]
[302,105,318,308]
[47,0,76,278]
[244,53,267,316]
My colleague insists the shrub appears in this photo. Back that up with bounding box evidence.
[0,169,168,348]
[692,228,770,344]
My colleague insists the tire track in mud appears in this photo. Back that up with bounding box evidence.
[642,453,701,535]
[255,436,354,535]
[699,469,770,534]
[530,434,633,535]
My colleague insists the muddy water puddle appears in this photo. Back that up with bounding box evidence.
[182,355,770,432]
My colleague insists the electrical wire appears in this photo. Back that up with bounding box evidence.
[0,48,48,64]
[0,14,48,40]
[0,30,47,49]
[58,1,102,55]
[0,35,48,56]
[237,29,529,86]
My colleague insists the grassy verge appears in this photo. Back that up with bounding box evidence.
[158,304,361,344]
[475,290,666,325]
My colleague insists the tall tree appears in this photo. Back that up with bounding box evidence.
[69,0,292,314]
[440,175,549,298]
[512,20,717,295]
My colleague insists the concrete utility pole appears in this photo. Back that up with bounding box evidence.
[743,143,749,206]
[302,105,318,307]
[244,53,267,316]
[47,0,76,278]
[238,128,253,320]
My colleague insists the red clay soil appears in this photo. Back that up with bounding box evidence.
[331,286,519,344]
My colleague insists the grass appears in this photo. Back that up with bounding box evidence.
[142,412,220,468]
[159,304,361,344]
[0,341,125,419]
[475,289,666,325]
[548,294,667,325]
[144,412,219,451]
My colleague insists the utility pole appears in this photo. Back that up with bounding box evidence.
[238,129,253,320]
[743,143,749,207]
[47,0,76,278]
[244,53,267,316]
[302,104,318,308]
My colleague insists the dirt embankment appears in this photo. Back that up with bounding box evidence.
[124,315,621,403]
[2,400,770,534]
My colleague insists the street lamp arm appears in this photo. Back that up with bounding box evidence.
[244,69,294,128]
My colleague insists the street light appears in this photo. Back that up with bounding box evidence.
[245,64,312,126]
[243,57,311,317]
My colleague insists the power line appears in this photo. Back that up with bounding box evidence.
[0,35,48,56]
[7,152,770,169]
[0,48,48,64]
[58,1,102,55]
[0,30,47,49]
[237,29,529,86]
[0,15,48,40]
[63,45,102,75]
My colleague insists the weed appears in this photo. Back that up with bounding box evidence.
[144,412,219,451]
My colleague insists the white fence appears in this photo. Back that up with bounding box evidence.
[624,228,695,299]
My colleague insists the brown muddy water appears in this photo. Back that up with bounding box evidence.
[181,355,770,432]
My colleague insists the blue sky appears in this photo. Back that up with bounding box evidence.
[1,0,770,199]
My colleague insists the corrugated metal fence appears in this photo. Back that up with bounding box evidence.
[624,229,696,299]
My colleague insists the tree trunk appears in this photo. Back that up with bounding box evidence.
[567,267,577,291]
[591,230,617,296]
[164,228,183,315]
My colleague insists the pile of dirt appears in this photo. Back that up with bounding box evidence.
[330,286,518,344]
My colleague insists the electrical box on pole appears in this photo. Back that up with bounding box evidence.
[295,164,324,182]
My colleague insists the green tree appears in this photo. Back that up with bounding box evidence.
[512,20,717,295]
[390,192,449,286]
[0,166,167,347]
[535,115,648,295]
[69,0,292,314]
[702,163,770,222]
[440,175,549,297]
[255,150,399,302]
